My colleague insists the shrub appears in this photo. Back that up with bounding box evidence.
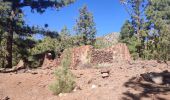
[49,49,75,95]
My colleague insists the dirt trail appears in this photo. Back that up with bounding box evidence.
[0,61,170,100]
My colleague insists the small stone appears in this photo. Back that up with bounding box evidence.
[17,82,22,85]
[31,71,38,75]
[152,76,163,85]
[58,93,67,97]
[58,93,63,97]
[129,60,135,65]
[87,78,93,84]
[73,86,82,92]
[2,96,10,100]
[102,73,109,78]
[91,84,97,89]
[80,73,84,75]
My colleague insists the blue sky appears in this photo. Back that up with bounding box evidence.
[23,0,130,37]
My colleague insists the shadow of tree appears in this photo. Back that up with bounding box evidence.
[122,71,170,100]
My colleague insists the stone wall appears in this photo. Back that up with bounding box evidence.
[71,45,93,69]
[91,50,113,64]
[70,43,131,69]
[90,43,131,64]
[41,43,131,69]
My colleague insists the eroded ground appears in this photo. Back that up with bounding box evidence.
[0,61,170,100]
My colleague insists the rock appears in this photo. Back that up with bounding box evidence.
[17,82,22,85]
[87,78,93,84]
[167,61,170,66]
[100,68,110,78]
[58,93,63,97]
[15,60,25,69]
[80,73,84,75]
[91,84,97,89]
[141,71,170,85]
[102,73,109,78]
[2,96,10,100]
[73,86,82,92]
[152,76,163,85]
[31,71,38,75]
[17,69,27,73]
[58,93,67,97]
[129,60,135,65]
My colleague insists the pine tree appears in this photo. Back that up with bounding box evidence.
[59,26,73,50]
[0,0,75,68]
[119,20,140,59]
[145,0,170,61]
[120,0,148,58]
[0,1,11,67]
[60,26,71,41]
[119,20,134,41]
[75,5,96,45]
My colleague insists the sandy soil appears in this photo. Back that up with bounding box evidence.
[0,61,170,100]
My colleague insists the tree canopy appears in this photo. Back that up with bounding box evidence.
[0,0,75,68]
[120,0,170,61]
[75,5,96,46]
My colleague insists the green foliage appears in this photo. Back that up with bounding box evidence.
[75,5,96,46]
[0,31,8,68]
[0,0,75,68]
[29,26,75,68]
[60,26,71,40]
[49,49,75,95]
[145,0,170,61]
[49,67,75,95]
[31,37,59,55]
[126,36,140,59]
[120,0,148,59]
[29,36,60,68]
[94,33,118,49]
[119,20,140,59]
[59,26,74,51]
[94,38,112,49]
[94,38,117,49]
[0,2,11,68]
[4,0,75,13]
[120,0,170,61]
[119,20,134,40]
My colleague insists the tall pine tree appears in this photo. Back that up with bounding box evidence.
[0,0,75,68]
[75,5,96,45]
[146,0,170,61]
[120,0,148,58]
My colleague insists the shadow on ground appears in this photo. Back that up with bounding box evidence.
[122,71,170,100]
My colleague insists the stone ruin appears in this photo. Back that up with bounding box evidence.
[41,43,131,69]
[91,43,131,63]
[71,43,131,69]
[41,52,60,69]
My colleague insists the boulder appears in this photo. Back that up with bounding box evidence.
[151,76,163,85]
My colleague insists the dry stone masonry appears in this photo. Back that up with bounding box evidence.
[41,43,131,69]
[71,43,131,69]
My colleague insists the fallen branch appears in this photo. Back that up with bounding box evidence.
[0,66,25,73]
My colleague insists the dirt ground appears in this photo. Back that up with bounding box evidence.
[0,60,170,100]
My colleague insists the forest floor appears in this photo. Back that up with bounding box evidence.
[0,60,170,100]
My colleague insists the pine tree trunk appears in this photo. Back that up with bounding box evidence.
[6,29,13,68]
[6,3,15,68]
